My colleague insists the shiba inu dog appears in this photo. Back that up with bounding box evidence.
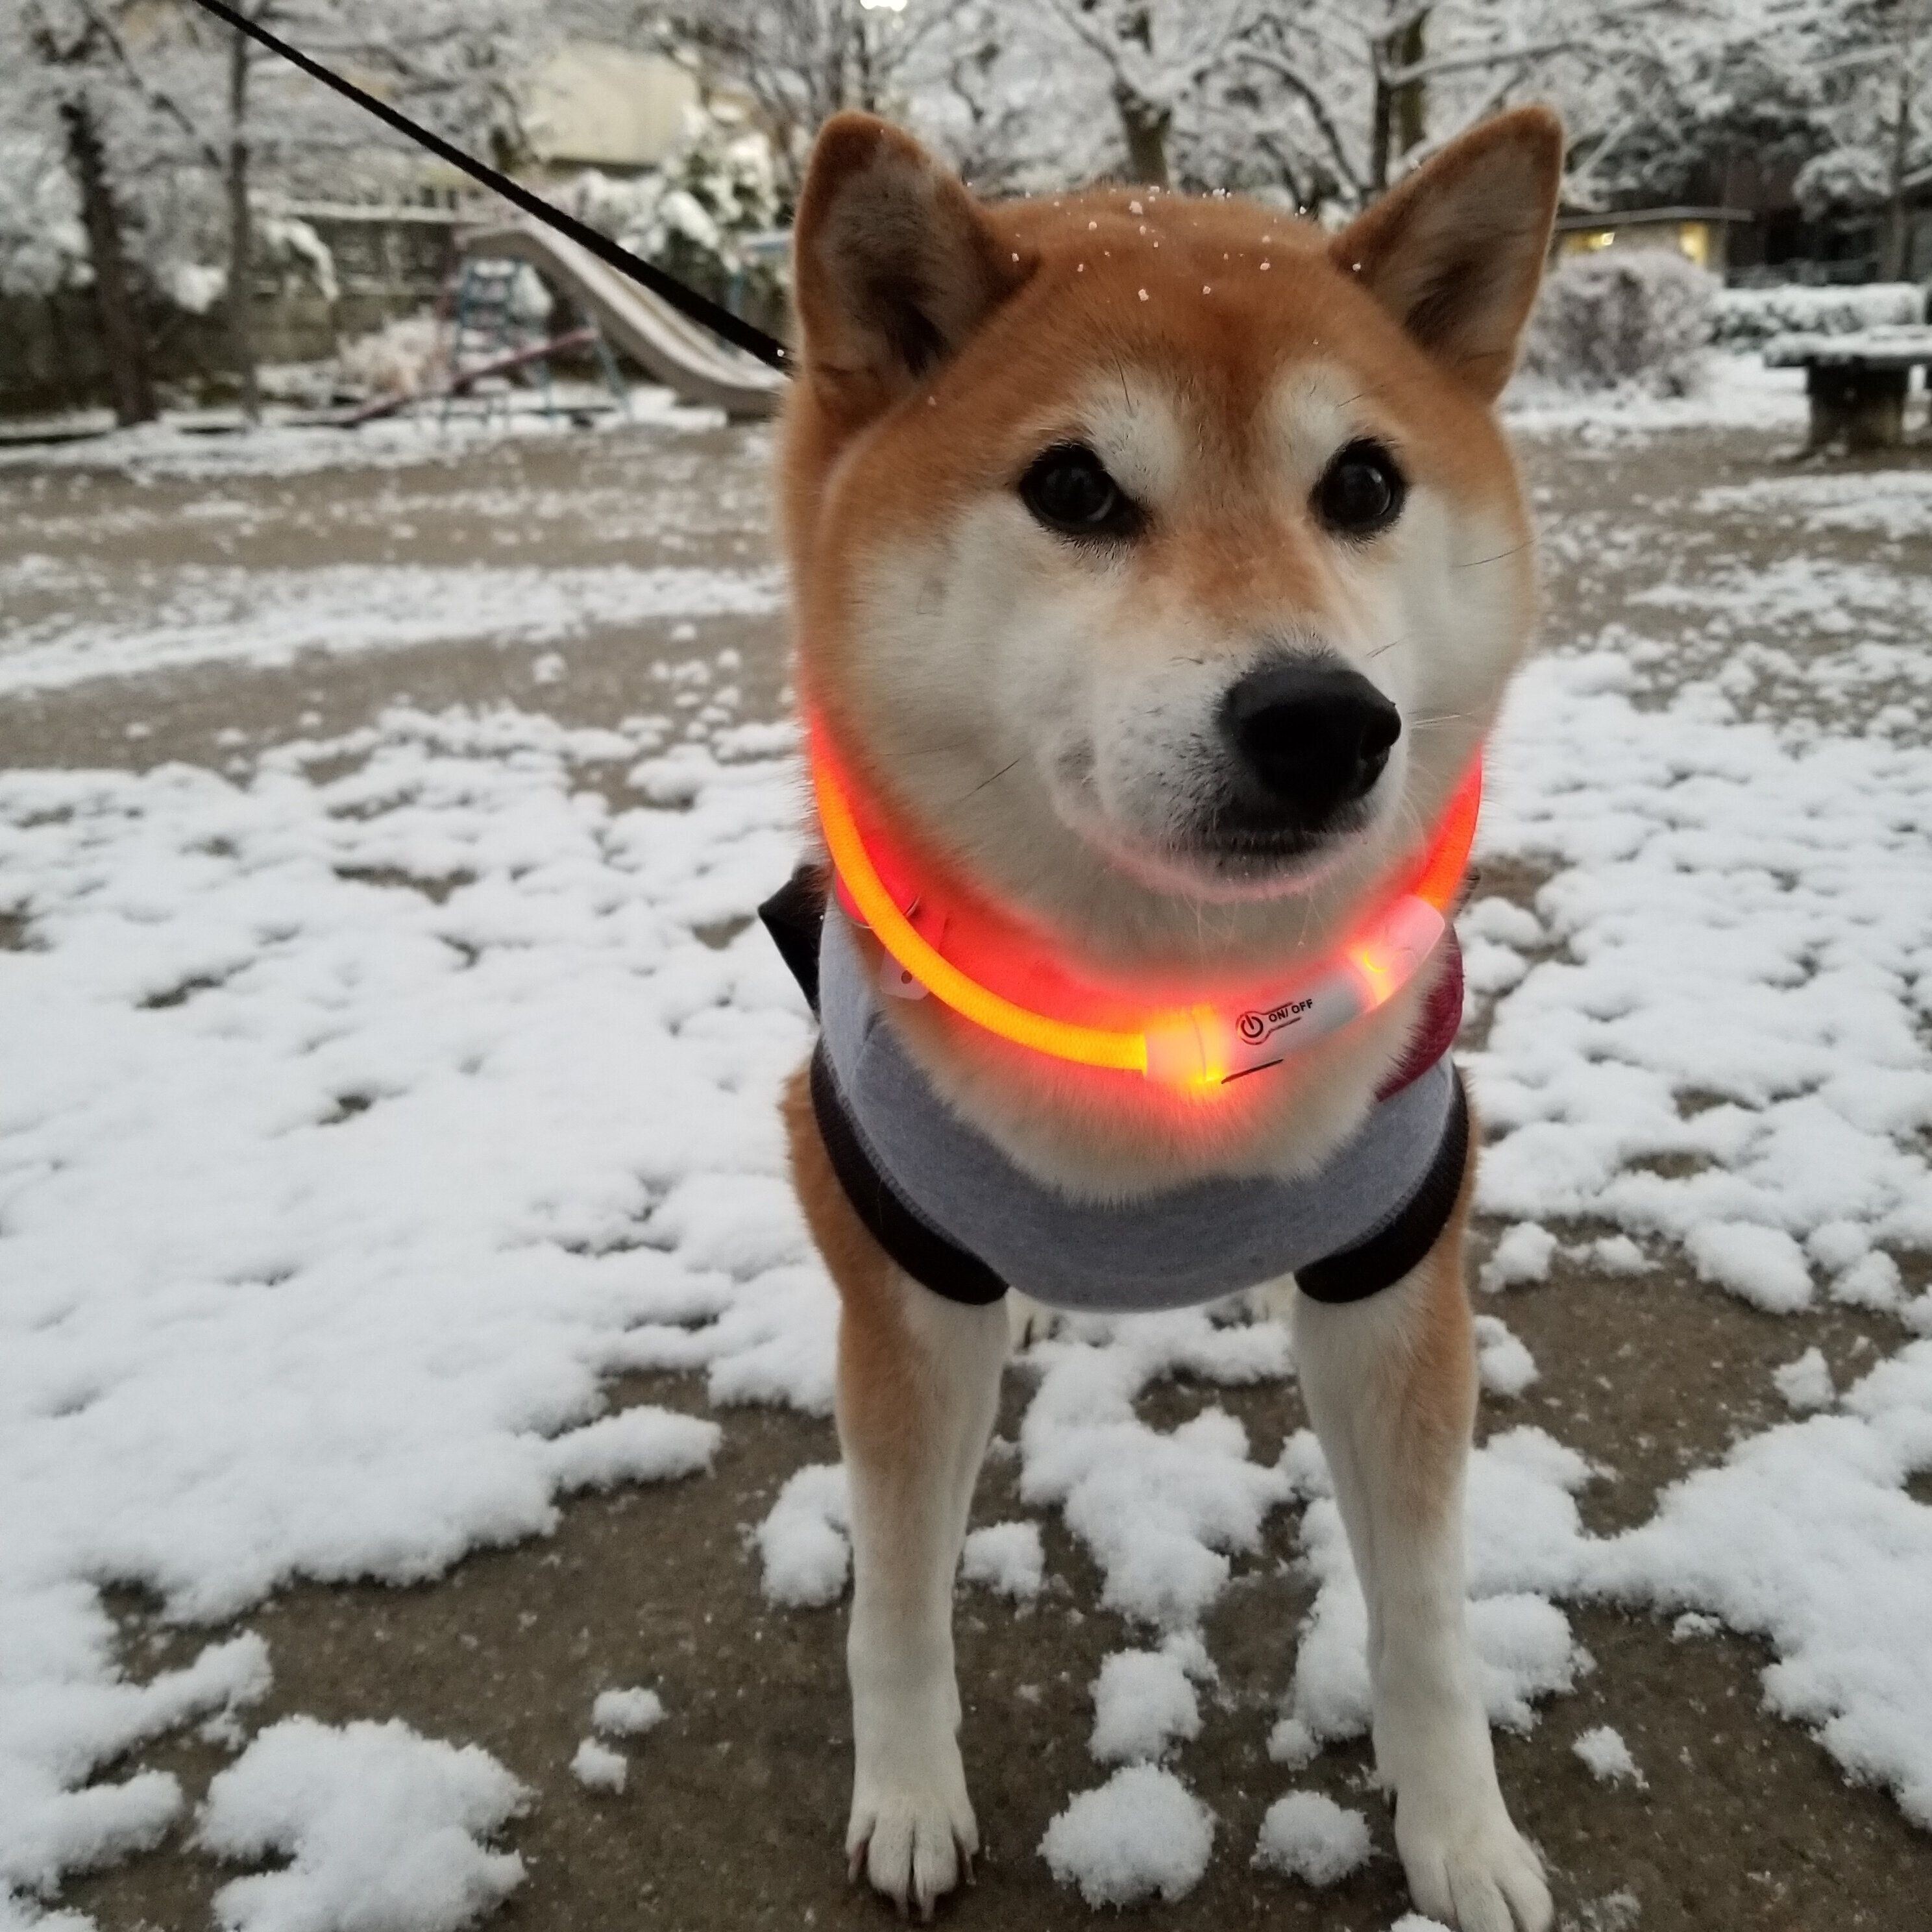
[768,104,1564,1931]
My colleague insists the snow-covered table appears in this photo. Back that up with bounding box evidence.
[1765,326,1932,452]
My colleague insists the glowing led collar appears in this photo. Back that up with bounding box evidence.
[811,728,1481,1092]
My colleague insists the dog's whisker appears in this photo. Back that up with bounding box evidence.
[957,756,1023,802]
[1454,541,1531,570]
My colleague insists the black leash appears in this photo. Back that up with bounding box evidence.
[180,0,792,376]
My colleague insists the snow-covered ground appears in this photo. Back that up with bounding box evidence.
[3,367,1929,1929]
[0,388,715,484]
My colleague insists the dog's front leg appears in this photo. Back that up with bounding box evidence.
[788,1058,1007,1914]
[838,1266,1005,1914]
[1292,1209,1552,1932]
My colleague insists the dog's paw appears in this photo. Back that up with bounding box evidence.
[1007,1290,1059,1351]
[1393,1788,1552,1932]
[847,1758,979,1920]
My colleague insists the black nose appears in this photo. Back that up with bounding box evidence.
[1219,661,1402,833]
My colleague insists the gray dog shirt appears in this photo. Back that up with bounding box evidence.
[760,866,1469,1313]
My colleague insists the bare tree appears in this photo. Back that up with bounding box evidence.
[55,0,275,421]
[1872,0,1931,278]
[1229,1,1683,213]
[1038,1,1261,187]
[223,6,262,421]
[665,1,955,199]
[72,0,559,423]
[16,1,159,424]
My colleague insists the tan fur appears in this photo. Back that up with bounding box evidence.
[781,1062,910,1455]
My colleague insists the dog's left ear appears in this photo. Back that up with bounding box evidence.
[792,112,1031,424]
[1332,107,1563,400]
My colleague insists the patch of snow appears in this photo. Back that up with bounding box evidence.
[545,1408,720,1493]
[589,1688,663,1738]
[1473,654,1932,1283]
[1459,896,1543,949]
[1463,938,1528,996]
[1265,1716,1317,1768]
[1831,1250,1902,1312]
[0,1633,271,1899]
[568,1739,627,1794]
[1687,1223,1813,1314]
[1593,1343,1932,1827]
[1589,1234,1649,1275]
[0,563,781,696]
[1480,1223,1558,1293]
[1015,1312,1293,1630]
[196,1717,528,1932]
[1572,1724,1645,1788]
[1700,468,1932,543]
[959,1521,1045,1602]
[756,1464,850,1608]
[1088,1649,1201,1765]
[0,394,722,483]
[1504,353,1805,439]
[1629,555,1926,642]
[1474,1315,1539,1397]
[1773,1348,1835,1413]
[0,711,827,1912]
[1253,1789,1373,1885]
[1038,1764,1214,1907]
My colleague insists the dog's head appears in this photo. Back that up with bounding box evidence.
[784,110,1561,978]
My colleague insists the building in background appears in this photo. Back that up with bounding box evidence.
[1554,208,1755,277]
[524,45,702,180]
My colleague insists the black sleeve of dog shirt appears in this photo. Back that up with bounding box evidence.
[809,1045,1010,1304]
[758,861,829,1011]
[759,863,1010,1304]
[758,862,1469,1310]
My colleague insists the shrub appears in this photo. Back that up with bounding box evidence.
[337,315,447,398]
[560,102,783,324]
[1711,282,1925,349]
[1520,249,1719,396]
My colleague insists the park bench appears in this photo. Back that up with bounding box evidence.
[1764,326,1932,452]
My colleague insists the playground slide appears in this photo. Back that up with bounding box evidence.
[461,222,785,421]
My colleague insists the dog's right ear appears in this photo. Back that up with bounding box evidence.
[1330,106,1563,400]
[792,112,1030,424]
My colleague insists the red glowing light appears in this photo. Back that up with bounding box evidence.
[811,718,1480,1089]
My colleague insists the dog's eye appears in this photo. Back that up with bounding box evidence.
[1019,443,1141,540]
[1314,439,1406,539]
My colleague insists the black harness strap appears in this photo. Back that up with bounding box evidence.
[759,861,829,1010]
[759,864,1465,1311]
